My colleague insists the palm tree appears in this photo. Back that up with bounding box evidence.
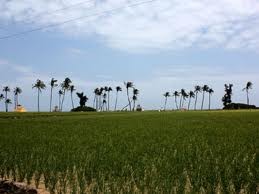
[58,90,64,111]
[194,85,201,110]
[107,87,112,111]
[114,86,122,111]
[70,85,76,109]
[60,78,72,111]
[181,90,189,109]
[208,88,214,110]
[102,93,107,111]
[98,87,104,111]
[93,88,100,110]
[188,91,195,110]
[201,85,209,110]
[5,99,12,112]
[173,91,179,110]
[179,89,186,109]
[49,78,58,112]
[132,88,139,111]
[124,82,134,111]
[3,86,10,112]
[243,82,253,105]
[13,87,22,109]
[32,79,46,112]
[0,94,4,111]
[163,92,170,110]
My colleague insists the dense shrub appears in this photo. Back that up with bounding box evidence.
[71,106,96,112]
[223,103,257,110]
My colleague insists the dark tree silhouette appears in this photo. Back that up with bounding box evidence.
[222,84,233,107]
[163,92,170,110]
[58,90,64,111]
[102,93,107,111]
[181,90,189,109]
[5,99,12,112]
[243,81,252,105]
[0,94,4,111]
[188,91,195,110]
[107,87,112,111]
[32,80,46,112]
[76,92,88,107]
[93,88,100,110]
[194,85,201,110]
[70,85,76,109]
[132,88,139,111]
[179,89,186,109]
[114,86,122,111]
[173,91,179,110]
[3,86,10,112]
[208,88,214,110]
[124,82,134,111]
[13,87,22,109]
[60,78,72,111]
[201,85,209,110]
[49,78,58,112]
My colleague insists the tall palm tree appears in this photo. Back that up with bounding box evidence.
[124,82,134,111]
[173,91,179,110]
[114,86,122,111]
[98,87,104,111]
[49,78,58,112]
[181,90,189,109]
[5,99,12,112]
[58,90,64,111]
[13,87,22,109]
[179,89,186,109]
[208,88,214,110]
[242,82,253,105]
[107,87,112,111]
[0,94,4,111]
[188,91,195,110]
[132,88,139,111]
[194,85,201,110]
[93,88,100,110]
[163,92,170,110]
[70,85,76,109]
[201,85,209,110]
[3,86,10,112]
[60,78,72,111]
[32,79,46,112]
[102,93,107,111]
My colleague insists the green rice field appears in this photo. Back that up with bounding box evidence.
[0,111,258,193]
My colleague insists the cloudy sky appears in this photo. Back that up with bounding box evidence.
[0,0,259,111]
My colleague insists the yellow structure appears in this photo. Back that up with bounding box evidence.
[14,105,27,112]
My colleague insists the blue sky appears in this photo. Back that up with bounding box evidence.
[0,0,259,111]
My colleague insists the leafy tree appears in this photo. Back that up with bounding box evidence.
[5,98,12,112]
[49,78,58,112]
[173,91,179,110]
[132,88,139,111]
[124,82,134,111]
[222,84,233,107]
[93,88,100,110]
[13,87,22,109]
[242,81,252,105]
[60,78,72,111]
[194,85,201,110]
[3,86,10,112]
[181,90,189,109]
[0,94,4,111]
[188,91,195,110]
[114,86,122,111]
[179,89,186,109]
[32,79,46,112]
[102,93,107,111]
[70,85,76,109]
[201,85,209,110]
[163,92,170,110]
[208,88,214,110]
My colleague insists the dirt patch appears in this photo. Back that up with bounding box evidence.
[0,180,37,194]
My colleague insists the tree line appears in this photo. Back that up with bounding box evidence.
[0,79,254,112]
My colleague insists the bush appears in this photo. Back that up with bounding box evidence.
[223,103,257,110]
[71,106,96,112]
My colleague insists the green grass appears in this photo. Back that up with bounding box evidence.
[0,111,258,193]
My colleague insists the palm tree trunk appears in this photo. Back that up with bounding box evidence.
[175,96,178,110]
[133,100,136,111]
[5,91,7,112]
[247,90,249,105]
[14,94,16,110]
[93,95,96,108]
[188,98,191,110]
[194,93,198,110]
[127,89,131,111]
[71,92,74,109]
[50,87,53,112]
[108,92,110,111]
[209,94,211,110]
[16,95,19,107]
[164,97,167,110]
[114,92,118,111]
[61,90,66,111]
[96,96,98,110]
[37,89,40,112]
[201,91,205,110]
[179,95,182,109]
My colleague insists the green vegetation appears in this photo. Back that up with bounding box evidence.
[0,111,258,193]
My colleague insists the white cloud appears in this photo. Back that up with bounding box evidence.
[1,0,259,52]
